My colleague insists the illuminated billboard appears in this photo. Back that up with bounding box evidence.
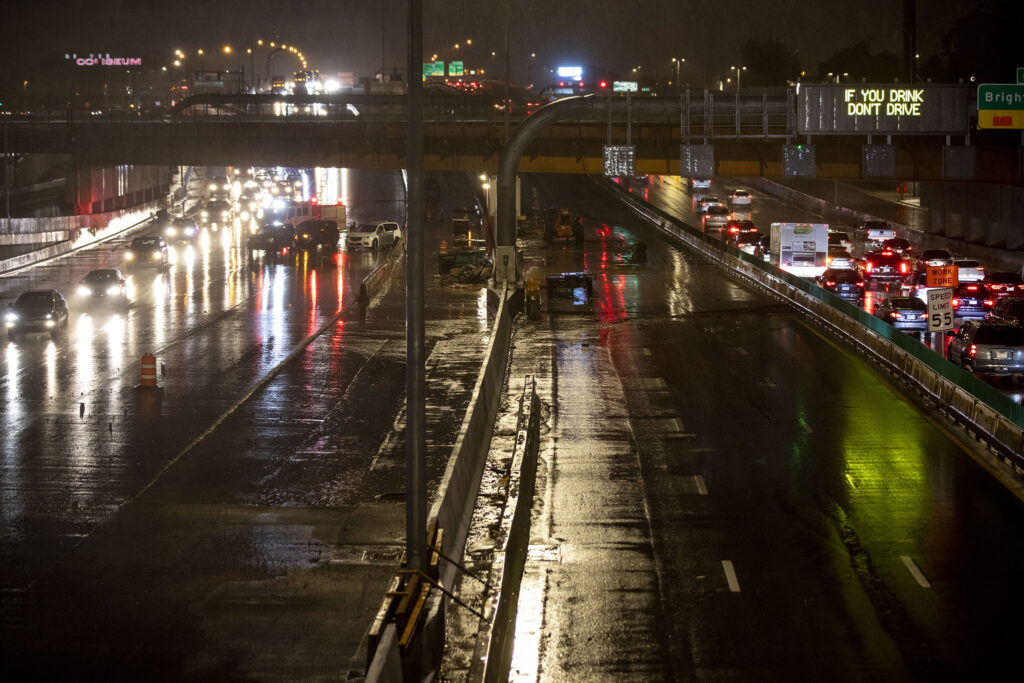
[798,84,969,135]
[557,66,583,81]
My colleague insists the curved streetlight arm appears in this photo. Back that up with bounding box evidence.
[495,94,592,283]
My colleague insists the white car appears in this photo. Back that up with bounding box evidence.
[697,196,723,213]
[826,246,857,270]
[346,221,402,250]
[689,178,711,189]
[702,205,732,230]
[953,259,985,282]
[729,189,752,205]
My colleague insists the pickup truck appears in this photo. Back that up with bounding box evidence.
[346,221,402,251]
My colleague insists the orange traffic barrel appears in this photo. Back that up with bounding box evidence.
[140,353,158,388]
[439,240,447,253]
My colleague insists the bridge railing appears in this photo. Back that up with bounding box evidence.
[2,90,800,139]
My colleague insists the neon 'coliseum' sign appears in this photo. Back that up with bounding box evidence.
[65,53,142,67]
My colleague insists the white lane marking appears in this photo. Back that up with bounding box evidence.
[722,560,741,592]
[900,556,932,588]
[639,347,652,356]
[693,475,708,495]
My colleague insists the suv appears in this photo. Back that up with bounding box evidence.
[5,290,69,341]
[125,235,168,268]
[946,320,1024,378]
[987,296,1024,326]
[346,221,402,251]
[294,220,340,251]
[862,250,910,282]
[983,272,1024,300]
[953,259,985,283]
[899,270,942,304]
[702,204,732,230]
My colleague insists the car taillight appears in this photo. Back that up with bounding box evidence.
[952,299,960,307]
[968,344,977,358]
[729,227,739,233]
[899,262,909,274]
[984,299,995,307]
[865,262,873,272]
[919,313,928,320]
[967,285,979,291]
[890,312,901,319]
[825,281,836,287]
[857,281,864,288]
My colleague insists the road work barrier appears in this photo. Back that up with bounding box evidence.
[139,353,158,389]
[366,282,514,682]
[601,177,1024,477]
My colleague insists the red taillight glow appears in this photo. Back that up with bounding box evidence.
[967,285,979,291]
[865,262,873,272]
[857,281,864,287]
[900,262,909,274]
[984,299,996,307]
[952,298,960,307]
[969,344,977,358]
[890,312,900,319]
[825,281,836,287]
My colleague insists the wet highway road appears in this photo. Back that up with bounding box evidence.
[0,169,494,678]
[505,174,1024,681]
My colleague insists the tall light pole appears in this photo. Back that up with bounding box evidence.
[731,65,746,137]
[672,57,685,97]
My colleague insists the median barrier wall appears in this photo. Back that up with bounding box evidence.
[602,177,1024,473]
[366,282,514,682]
[470,376,541,683]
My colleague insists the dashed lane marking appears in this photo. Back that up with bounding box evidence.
[900,555,932,588]
[722,560,741,592]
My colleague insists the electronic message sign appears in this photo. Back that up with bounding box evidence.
[798,84,969,135]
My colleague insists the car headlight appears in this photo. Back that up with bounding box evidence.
[45,319,55,328]
[201,210,209,218]
[152,251,162,260]
[78,285,91,296]
[221,211,229,218]
[107,286,121,296]
[185,227,196,236]
[165,227,177,237]
[4,311,17,322]
[125,251,135,260]
[209,183,217,191]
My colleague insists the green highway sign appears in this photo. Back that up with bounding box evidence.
[448,61,464,77]
[422,61,444,78]
[1018,67,1024,84]
[613,81,637,93]
[978,83,1024,129]
[978,84,1024,110]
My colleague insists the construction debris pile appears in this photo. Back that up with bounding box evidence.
[436,262,492,286]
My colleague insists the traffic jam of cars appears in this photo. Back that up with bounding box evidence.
[688,180,1024,387]
[3,166,403,346]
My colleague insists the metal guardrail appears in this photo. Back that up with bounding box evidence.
[601,177,1024,474]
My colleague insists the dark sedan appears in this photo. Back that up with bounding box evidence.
[77,269,129,309]
[874,296,928,333]
[816,269,865,300]
[987,296,1024,326]
[5,290,70,341]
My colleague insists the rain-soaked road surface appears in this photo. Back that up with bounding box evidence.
[501,174,1024,682]
[0,169,494,678]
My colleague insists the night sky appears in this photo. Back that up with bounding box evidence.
[0,0,986,89]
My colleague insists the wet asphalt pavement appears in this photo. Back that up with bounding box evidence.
[493,174,1024,682]
[0,169,494,678]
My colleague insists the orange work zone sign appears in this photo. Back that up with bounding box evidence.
[926,265,958,288]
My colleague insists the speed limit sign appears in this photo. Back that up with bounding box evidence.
[927,288,955,333]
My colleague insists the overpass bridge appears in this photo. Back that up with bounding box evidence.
[3,91,1017,181]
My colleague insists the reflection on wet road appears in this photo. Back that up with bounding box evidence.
[506,174,1024,681]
